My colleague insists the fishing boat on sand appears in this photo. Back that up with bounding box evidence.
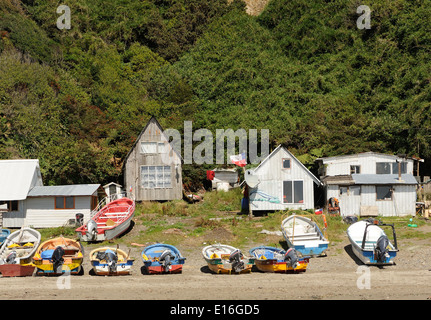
[281,214,329,257]
[249,246,309,273]
[202,244,252,274]
[347,219,398,265]
[90,246,134,276]
[33,237,84,275]
[76,193,135,242]
[0,227,41,277]
[142,243,186,274]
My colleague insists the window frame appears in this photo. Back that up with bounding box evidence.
[282,180,304,204]
[140,141,167,155]
[282,158,291,170]
[376,185,393,201]
[0,200,19,212]
[55,196,75,210]
[140,165,172,189]
[350,165,361,174]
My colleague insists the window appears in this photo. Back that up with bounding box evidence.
[140,142,167,154]
[376,186,392,200]
[0,200,19,211]
[376,162,407,174]
[283,180,304,204]
[55,197,75,209]
[340,187,348,195]
[350,165,360,174]
[340,186,360,196]
[376,162,391,174]
[141,165,172,189]
[282,158,291,169]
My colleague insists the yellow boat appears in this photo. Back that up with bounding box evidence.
[249,246,309,273]
[202,244,252,274]
[33,237,84,275]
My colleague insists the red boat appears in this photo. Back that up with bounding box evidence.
[76,195,135,242]
[0,264,35,277]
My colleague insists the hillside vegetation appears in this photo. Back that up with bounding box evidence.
[1,0,430,188]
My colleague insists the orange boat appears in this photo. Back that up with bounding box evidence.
[33,237,84,275]
[75,195,135,242]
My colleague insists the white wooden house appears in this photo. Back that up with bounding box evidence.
[0,159,43,227]
[0,159,102,228]
[25,184,101,228]
[247,145,322,214]
[123,117,182,201]
[316,152,418,216]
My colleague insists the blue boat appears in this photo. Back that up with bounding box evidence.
[281,215,329,257]
[141,243,186,274]
[0,229,10,246]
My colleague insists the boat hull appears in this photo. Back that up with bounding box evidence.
[254,259,308,273]
[34,259,83,275]
[144,264,184,274]
[205,259,253,274]
[91,261,134,276]
[77,213,134,241]
[0,264,35,277]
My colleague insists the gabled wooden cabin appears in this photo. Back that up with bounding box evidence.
[123,117,182,201]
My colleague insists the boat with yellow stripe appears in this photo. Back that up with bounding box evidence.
[202,244,252,274]
[249,246,309,273]
[33,237,84,275]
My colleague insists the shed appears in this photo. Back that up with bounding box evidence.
[25,184,101,228]
[317,152,418,216]
[123,117,182,201]
[211,168,239,191]
[247,145,322,214]
[103,182,123,199]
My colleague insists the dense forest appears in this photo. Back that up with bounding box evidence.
[0,0,430,190]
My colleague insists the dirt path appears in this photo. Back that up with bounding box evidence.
[1,237,430,300]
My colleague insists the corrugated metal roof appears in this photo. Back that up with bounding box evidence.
[321,175,354,185]
[352,174,418,185]
[28,184,100,197]
[0,159,42,201]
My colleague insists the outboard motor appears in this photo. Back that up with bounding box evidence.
[375,235,389,263]
[284,248,298,269]
[229,249,245,273]
[75,213,84,226]
[96,250,118,273]
[87,219,98,241]
[159,250,175,272]
[6,251,17,264]
[52,246,65,274]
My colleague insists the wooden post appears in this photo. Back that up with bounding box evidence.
[244,166,253,218]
